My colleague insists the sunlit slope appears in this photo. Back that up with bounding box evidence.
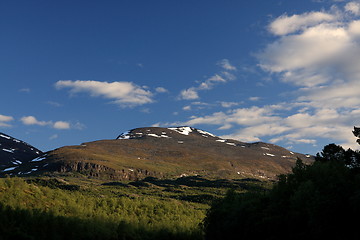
[4,127,314,180]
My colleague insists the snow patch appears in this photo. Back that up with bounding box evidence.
[2,148,14,153]
[2,166,17,172]
[21,168,39,175]
[118,131,131,139]
[31,156,46,162]
[12,160,22,165]
[264,153,275,157]
[169,126,193,135]
[226,143,237,146]
[147,133,171,138]
[0,134,10,139]
[216,139,226,143]
[147,133,161,138]
[197,129,216,137]
[261,147,270,150]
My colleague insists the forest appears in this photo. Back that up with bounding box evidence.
[204,143,360,239]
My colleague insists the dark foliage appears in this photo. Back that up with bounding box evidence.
[0,203,116,240]
[204,144,360,240]
[315,143,360,169]
[25,178,80,191]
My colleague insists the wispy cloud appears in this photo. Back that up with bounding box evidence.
[46,101,63,107]
[49,134,58,140]
[19,88,31,93]
[217,59,237,71]
[55,80,154,107]
[0,114,14,127]
[178,59,237,100]
[155,87,168,93]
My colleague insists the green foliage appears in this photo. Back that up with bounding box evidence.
[204,144,360,240]
[0,177,206,240]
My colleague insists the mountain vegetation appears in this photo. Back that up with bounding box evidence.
[0,175,269,239]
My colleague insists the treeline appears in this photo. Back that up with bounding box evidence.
[0,177,204,240]
[203,143,360,239]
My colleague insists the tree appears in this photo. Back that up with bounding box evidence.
[353,126,360,144]
[204,144,360,240]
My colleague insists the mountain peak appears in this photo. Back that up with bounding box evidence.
[116,126,218,140]
[0,127,314,180]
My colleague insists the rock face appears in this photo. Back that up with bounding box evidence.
[0,127,314,180]
[0,132,43,174]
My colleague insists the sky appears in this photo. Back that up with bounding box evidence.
[1,0,360,155]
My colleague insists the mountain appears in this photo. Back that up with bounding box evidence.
[1,126,313,180]
[0,132,43,174]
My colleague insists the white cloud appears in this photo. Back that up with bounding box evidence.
[21,116,77,130]
[53,121,71,130]
[55,80,153,107]
[182,105,283,129]
[345,1,360,15]
[249,97,261,101]
[0,114,14,127]
[155,87,168,93]
[164,4,360,152]
[259,23,352,79]
[179,60,237,100]
[219,101,242,108]
[217,59,237,71]
[179,88,199,100]
[249,4,360,150]
[174,102,360,151]
[49,134,58,140]
[183,105,192,111]
[268,11,336,36]
[21,116,50,126]
[198,74,227,90]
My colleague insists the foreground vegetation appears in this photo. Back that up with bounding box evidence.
[0,174,267,239]
[204,143,360,239]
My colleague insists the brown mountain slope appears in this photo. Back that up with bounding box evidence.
[6,127,314,180]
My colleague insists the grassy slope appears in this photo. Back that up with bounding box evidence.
[44,135,312,180]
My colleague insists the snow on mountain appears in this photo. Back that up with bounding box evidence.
[0,126,314,180]
[0,132,43,174]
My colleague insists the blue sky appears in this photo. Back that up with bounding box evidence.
[1,0,360,155]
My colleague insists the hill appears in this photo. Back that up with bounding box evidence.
[0,132,43,174]
[2,126,314,180]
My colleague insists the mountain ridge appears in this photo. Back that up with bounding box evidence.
[0,126,314,180]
